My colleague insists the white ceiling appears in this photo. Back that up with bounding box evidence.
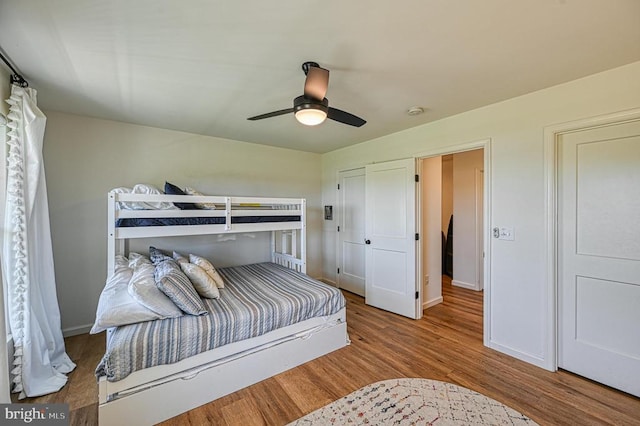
[1,1,639,153]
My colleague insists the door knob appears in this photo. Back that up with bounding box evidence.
[365,239,371,244]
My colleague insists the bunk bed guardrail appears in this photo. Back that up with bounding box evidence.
[107,192,307,275]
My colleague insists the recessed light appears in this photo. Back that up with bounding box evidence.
[406,106,425,116]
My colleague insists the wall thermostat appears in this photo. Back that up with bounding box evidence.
[324,205,333,220]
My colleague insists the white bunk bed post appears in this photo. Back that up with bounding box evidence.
[107,192,126,276]
[291,230,297,260]
[281,231,288,258]
[300,199,306,273]
[107,192,116,277]
[270,230,277,264]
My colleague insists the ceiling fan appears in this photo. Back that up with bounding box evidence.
[247,61,366,127]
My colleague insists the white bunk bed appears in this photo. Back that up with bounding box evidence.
[98,191,349,426]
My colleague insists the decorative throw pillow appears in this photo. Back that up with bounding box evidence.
[164,182,198,210]
[91,256,164,334]
[184,186,217,210]
[149,246,173,265]
[154,259,207,315]
[128,261,183,318]
[172,251,189,266]
[180,262,220,299]
[189,254,225,288]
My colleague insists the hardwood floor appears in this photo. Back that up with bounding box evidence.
[18,278,640,425]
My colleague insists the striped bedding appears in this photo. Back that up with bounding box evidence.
[96,262,345,382]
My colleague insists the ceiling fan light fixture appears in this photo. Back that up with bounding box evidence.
[293,95,329,126]
[295,108,327,126]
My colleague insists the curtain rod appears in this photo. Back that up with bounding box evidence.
[0,49,28,87]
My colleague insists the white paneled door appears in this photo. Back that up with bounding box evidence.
[365,158,419,319]
[337,168,366,296]
[558,120,640,397]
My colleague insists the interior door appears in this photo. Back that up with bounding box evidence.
[365,158,419,319]
[337,168,366,296]
[558,120,640,397]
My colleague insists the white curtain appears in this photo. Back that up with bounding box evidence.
[2,85,75,398]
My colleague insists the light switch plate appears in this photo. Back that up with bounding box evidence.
[498,227,515,241]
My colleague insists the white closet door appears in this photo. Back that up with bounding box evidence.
[365,158,419,319]
[337,168,366,296]
[558,120,640,397]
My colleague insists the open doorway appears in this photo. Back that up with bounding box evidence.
[420,148,485,312]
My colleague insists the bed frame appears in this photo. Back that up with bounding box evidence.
[100,191,349,426]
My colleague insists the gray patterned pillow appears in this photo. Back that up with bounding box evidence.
[149,246,173,265]
[129,261,183,318]
[154,259,207,315]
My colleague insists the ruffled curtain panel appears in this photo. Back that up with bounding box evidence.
[2,85,75,398]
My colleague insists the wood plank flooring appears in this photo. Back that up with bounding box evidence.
[16,277,640,425]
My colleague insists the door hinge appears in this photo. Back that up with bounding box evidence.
[415,174,419,182]
[415,233,419,241]
[337,226,340,232]
[415,291,419,300]
[337,268,340,274]
[337,184,340,190]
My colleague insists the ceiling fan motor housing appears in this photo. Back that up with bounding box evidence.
[293,95,328,114]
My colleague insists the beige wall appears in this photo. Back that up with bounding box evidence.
[321,60,640,369]
[452,149,484,290]
[421,156,442,307]
[441,155,453,235]
[42,112,322,334]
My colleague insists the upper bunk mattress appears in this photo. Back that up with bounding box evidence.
[116,215,300,227]
[96,262,345,382]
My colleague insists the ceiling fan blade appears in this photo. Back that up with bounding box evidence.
[303,66,329,101]
[247,108,294,121]
[327,107,366,127]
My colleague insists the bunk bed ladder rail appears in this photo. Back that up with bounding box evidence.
[224,197,232,231]
[270,199,306,273]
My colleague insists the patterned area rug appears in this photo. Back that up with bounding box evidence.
[289,378,538,425]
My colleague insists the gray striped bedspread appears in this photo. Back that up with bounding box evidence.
[95,262,345,382]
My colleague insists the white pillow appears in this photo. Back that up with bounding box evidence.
[128,252,153,269]
[111,184,178,210]
[184,187,217,209]
[128,261,183,318]
[180,262,220,299]
[91,258,163,334]
[189,254,225,288]
[114,254,128,270]
[172,251,189,265]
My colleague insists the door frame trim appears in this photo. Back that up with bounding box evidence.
[415,138,491,347]
[335,167,366,294]
[543,107,640,371]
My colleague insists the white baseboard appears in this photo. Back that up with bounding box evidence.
[423,296,443,309]
[319,278,337,287]
[63,324,93,337]
[487,339,550,371]
[452,279,481,291]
